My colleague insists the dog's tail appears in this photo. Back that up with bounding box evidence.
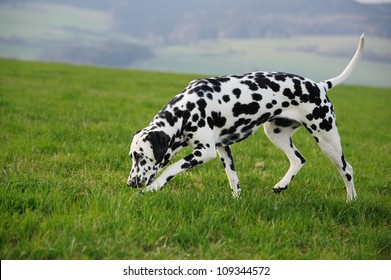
[322,34,365,90]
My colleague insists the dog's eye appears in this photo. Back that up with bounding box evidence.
[133,152,142,162]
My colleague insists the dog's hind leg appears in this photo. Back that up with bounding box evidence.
[217,146,241,198]
[263,118,305,193]
[310,125,357,201]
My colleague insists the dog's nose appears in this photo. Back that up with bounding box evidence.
[127,177,142,188]
[127,177,135,187]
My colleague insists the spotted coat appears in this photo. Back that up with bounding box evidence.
[128,35,364,201]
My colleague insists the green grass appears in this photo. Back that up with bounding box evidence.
[0,58,390,260]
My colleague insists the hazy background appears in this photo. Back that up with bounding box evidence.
[1,0,390,87]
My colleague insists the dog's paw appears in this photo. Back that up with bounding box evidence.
[272,186,287,194]
[346,193,358,202]
[144,182,160,193]
[232,188,241,199]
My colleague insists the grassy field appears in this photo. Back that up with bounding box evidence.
[0,58,390,260]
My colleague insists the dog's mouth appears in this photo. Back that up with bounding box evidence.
[127,176,143,188]
[127,180,142,188]
[127,175,155,189]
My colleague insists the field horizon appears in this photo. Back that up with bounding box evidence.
[0,58,390,260]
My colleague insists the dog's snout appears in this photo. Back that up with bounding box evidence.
[127,177,142,188]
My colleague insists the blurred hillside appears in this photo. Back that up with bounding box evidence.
[0,0,390,86]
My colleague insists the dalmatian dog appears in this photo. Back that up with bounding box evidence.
[127,34,364,201]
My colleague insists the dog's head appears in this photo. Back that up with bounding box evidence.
[127,129,170,188]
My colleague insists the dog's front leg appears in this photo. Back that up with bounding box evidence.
[217,146,241,198]
[144,146,217,193]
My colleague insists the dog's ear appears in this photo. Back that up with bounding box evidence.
[146,131,170,163]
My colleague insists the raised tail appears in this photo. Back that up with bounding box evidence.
[323,34,365,90]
